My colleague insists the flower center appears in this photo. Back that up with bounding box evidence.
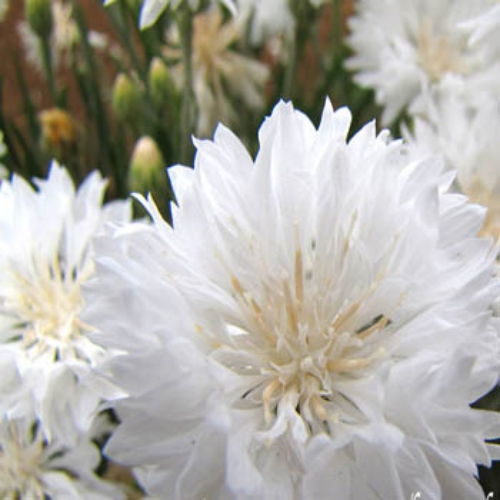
[220,242,392,436]
[0,422,45,499]
[192,10,236,76]
[416,18,467,81]
[6,253,91,359]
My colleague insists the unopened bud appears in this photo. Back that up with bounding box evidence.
[39,108,79,164]
[129,136,166,194]
[25,0,53,39]
[148,57,176,108]
[112,73,142,123]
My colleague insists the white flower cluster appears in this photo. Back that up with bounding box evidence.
[84,99,500,498]
[0,163,130,498]
[3,1,499,497]
[347,0,500,244]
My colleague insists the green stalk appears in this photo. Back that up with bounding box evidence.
[177,7,194,165]
[40,37,58,105]
[282,27,298,100]
[283,0,309,101]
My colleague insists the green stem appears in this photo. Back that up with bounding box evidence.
[282,28,298,100]
[178,8,194,165]
[283,0,309,101]
[40,37,58,105]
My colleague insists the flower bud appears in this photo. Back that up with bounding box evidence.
[148,57,176,108]
[128,136,166,194]
[25,0,53,39]
[112,73,142,123]
[39,108,78,164]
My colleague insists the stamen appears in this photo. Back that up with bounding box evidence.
[356,314,388,340]
[294,250,304,304]
[283,279,298,335]
[263,379,281,423]
[231,275,246,298]
[327,357,370,372]
[311,395,328,421]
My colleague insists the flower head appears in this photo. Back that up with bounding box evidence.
[0,413,124,499]
[0,163,130,443]
[346,0,499,124]
[86,100,500,498]
[166,7,269,136]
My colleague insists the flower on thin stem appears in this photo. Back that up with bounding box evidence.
[166,7,269,137]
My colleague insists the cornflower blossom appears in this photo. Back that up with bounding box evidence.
[404,94,500,241]
[166,8,269,137]
[0,163,130,444]
[346,0,500,124]
[0,413,124,499]
[85,99,500,498]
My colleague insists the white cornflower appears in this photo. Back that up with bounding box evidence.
[0,413,124,499]
[346,0,499,124]
[85,100,500,498]
[166,8,269,137]
[0,163,130,444]
[404,94,500,240]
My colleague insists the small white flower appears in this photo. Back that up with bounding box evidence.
[86,100,500,498]
[346,0,499,124]
[166,8,269,136]
[0,413,124,499]
[0,163,130,444]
